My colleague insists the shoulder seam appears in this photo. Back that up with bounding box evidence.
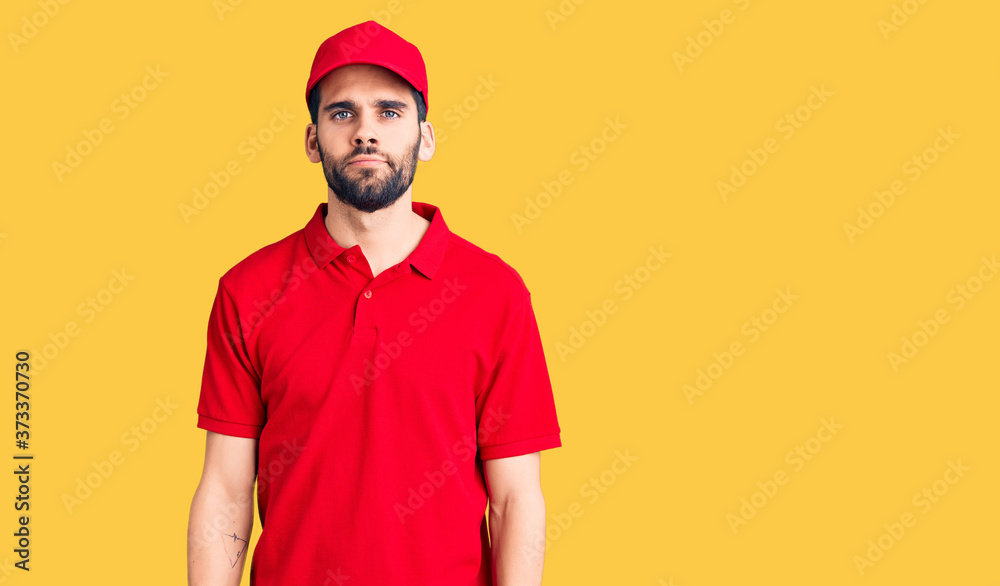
[445,234,529,296]
[221,227,308,282]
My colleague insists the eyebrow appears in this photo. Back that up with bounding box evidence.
[322,99,409,113]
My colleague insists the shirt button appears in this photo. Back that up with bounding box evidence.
[363,290,372,299]
[346,254,355,263]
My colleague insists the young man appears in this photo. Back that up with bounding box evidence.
[186,20,562,586]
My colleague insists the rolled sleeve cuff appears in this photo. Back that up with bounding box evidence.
[197,413,264,439]
[479,432,562,461]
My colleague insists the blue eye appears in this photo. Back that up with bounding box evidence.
[383,111,399,119]
[332,111,350,120]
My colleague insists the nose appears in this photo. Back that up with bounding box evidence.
[352,111,379,147]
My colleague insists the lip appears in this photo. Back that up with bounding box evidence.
[348,158,386,166]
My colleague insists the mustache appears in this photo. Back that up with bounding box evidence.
[343,145,390,167]
[350,145,382,157]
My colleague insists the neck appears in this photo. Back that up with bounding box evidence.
[324,188,431,277]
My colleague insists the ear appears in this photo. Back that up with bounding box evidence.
[417,120,435,162]
[305,123,321,163]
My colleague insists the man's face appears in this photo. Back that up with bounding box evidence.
[309,64,426,213]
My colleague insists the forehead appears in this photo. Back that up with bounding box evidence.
[317,63,413,104]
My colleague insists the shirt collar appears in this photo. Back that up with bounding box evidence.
[304,200,450,279]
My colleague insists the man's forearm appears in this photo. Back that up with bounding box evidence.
[187,483,254,586]
[488,492,547,586]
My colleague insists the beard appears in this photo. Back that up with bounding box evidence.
[317,132,421,213]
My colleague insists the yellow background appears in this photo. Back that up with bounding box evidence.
[2,0,997,583]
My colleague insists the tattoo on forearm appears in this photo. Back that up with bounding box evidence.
[222,532,249,568]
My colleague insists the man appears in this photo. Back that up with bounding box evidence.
[186,20,562,586]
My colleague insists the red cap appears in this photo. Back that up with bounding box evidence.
[306,21,429,113]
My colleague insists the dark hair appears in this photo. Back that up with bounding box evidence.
[308,82,427,126]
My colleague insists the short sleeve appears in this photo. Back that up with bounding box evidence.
[476,290,562,460]
[196,279,265,439]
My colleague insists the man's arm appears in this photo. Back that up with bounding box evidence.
[484,452,547,586]
[187,430,258,586]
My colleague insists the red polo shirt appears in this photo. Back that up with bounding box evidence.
[196,201,562,585]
